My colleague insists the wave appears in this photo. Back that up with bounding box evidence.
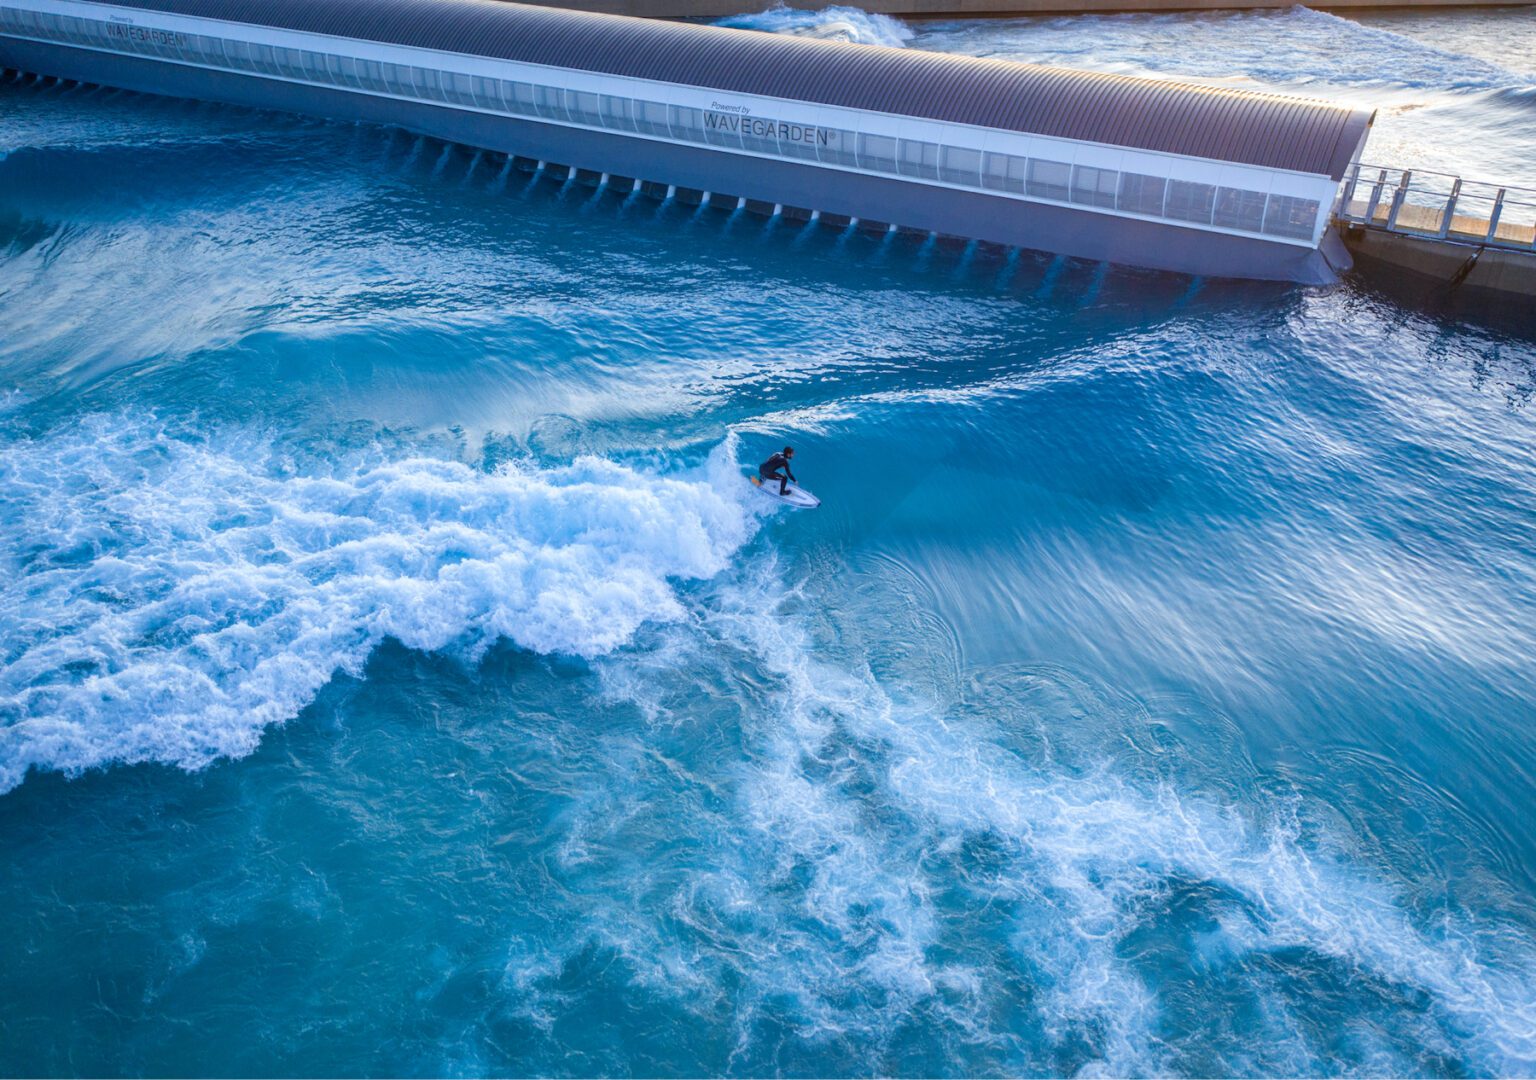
[1487,82,1536,110]
[1268,7,1527,93]
[571,565,1536,1075]
[907,4,1529,96]
[716,5,914,48]
[0,417,758,793]
[3,415,1534,1070]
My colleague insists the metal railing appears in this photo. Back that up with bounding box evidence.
[1337,163,1536,251]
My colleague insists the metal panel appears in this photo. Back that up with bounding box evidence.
[32,0,1373,177]
[5,32,1347,283]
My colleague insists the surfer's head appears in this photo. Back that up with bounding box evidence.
[784,446,795,458]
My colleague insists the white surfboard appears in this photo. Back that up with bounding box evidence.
[749,474,821,509]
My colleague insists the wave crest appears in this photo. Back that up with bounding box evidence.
[0,418,756,792]
[716,5,914,48]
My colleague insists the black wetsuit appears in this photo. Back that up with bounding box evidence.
[758,453,796,494]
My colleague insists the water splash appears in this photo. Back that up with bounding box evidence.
[0,419,758,792]
[575,562,1536,1075]
[716,4,914,48]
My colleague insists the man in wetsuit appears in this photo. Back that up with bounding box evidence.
[758,446,797,495]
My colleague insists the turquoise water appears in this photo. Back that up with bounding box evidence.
[3,7,1536,1076]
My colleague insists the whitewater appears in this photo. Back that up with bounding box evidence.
[0,419,756,791]
[3,5,1536,1077]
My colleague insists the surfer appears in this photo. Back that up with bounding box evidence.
[758,446,797,495]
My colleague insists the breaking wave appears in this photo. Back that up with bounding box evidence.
[906,5,1529,94]
[0,417,757,792]
[716,5,914,48]
[565,569,1536,1075]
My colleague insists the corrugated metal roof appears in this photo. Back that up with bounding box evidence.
[93,0,1374,177]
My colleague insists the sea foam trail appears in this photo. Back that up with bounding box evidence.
[0,417,756,793]
[583,570,1536,1075]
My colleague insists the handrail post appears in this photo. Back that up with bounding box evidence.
[1340,164,1362,218]
[1363,169,1388,224]
[1385,170,1412,232]
[1438,178,1461,238]
[1484,188,1505,244]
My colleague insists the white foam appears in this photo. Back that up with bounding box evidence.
[586,562,1536,1074]
[716,5,914,48]
[0,417,757,792]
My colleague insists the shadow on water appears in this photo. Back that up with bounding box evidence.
[1346,260,1536,351]
[0,77,1318,443]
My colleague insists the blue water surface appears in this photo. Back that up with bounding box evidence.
[2,7,1536,1076]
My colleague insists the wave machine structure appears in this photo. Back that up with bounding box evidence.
[0,0,1378,282]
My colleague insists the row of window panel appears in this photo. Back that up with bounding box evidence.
[3,8,1322,241]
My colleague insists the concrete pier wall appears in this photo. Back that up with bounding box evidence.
[1343,224,1536,298]
[521,0,1533,20]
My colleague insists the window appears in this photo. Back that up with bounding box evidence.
[818,128,858,168]
[147,25,176,58]
[898,139,940,180]
[1213,187,1268,232]
[294,52,317,83]
[1165,180,1216,224]
[669,105,706,142]
[1117,173,1166,216]
[1263,194,1320,239]
[739,115,780,155]
[504,82,535,115]
[632,100,670,136]
[565,90,602,126]
[777,120,820,161]
[197,34,226,64]
[1027,159,1072,200]
[982,152,1027,194]
[703,109,743,149]
[939,146,981,186]
[600,95,636,132]
[1071,165,1118,208]
[315,53,342,86]
[444,71,474,104]
[342,56,369,89]
[533,84,565,120]
[858,133,898,172]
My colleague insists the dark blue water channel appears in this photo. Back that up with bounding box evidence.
[2,7,1536,1075]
